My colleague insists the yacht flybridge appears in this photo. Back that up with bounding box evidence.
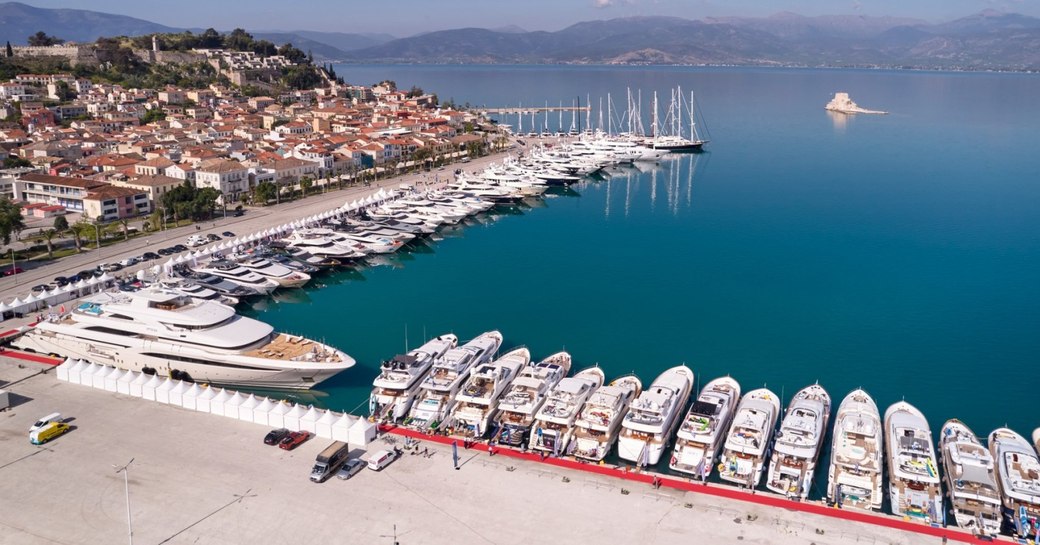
[448,347,531,438]
[405,331,503,431]
[14,289,353,389]
[826,389,884,511]
[718,388,780,488]
[493,351,571,447]
[765,384,831,499]
[885,401,942,525]
[939,419,1001,537]
[369,334,458,422]
[571,375,642,462]
[670,376,741,479]
[617,365,693,466]
[529,366,605,455]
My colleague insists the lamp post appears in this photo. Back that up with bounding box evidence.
[113,458,134,545]
[92,221,102,260]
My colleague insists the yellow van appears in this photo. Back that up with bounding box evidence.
[29,422,70,445]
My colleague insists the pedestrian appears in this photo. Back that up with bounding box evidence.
[424,447,429,457]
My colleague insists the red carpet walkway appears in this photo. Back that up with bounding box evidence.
[380,424,995,544]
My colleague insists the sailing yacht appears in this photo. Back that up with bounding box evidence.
[447,347,530,438]
[492,351,571,447]
[826,389,884,511]
[617,365,694,466]
[529,366,605,455]
[571,375,642,462]
[404,331,502,430]
[990,427,1040,539]
[885,401,943,524]
[718,388,781,488]
[939,419,1001,536]
[368,334,458,422]
[670,376,741,479]
[765,384,831,499]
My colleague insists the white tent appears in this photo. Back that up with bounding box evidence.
[103,365,123,392]
[87,363,107,389]
[253,397,275,426]
[56,357,76,382]
[66,359,87,385]
[348,418,377,446]
[315,410,338,439]
[238,394,259,423]
[181,383,202,411]
[116,369,137,395]
[129,372,150,397]
[283,403,306,432]
[331,413,356,442]
[209,388,231,416]
[169,380,189,406]
[223,391,245,420]
[195,386,217,413]
[267,401,290,428]
[98,272,114,283]
[154,377,176,404]
[299,406,321,433]
[141,374,163,401]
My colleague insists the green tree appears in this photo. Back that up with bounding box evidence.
[406,85,424,98]
[0,197,24,245]
[53,80,76,102]
[53,215,69,232]
[3,156,32,168]
[39,228,58,258]
[254,181,277,204]
[199,28,222,49]
[27,31,63,47]
[118,218,131,241]
[69,220,92,252]
[5,41,12,58]
[141,108,166,124]
[300,177,313,195]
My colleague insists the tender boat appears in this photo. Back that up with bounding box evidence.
[617,365,694,466]
[368,334,458,422]
[765,383,831,499]
[885,401,942,524]
[529,366,605,455]
[939,419,1001,536]
[718,388,780,488]
[826,389,884,511]
[571,374,642,462]
[447,347,530,438]
[405,330,502,430]
[670,376,741,479]
[492,351,571,447]
[13,289,353,389]
[991,427,1040,539]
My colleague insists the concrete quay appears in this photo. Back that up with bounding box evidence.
[1,356,940,545]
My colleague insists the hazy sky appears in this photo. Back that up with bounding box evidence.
[21,0,1040,36]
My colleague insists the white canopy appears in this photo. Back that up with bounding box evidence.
[55,357,76,382]
[181,383,203,411]
[103,365,123,392]
[194,385,217,412]
[331,413,356,442]
[168,380,190,405]
[208,388,231,416]
[315,409,338,439]
[267,401,291,428]
[237,394,259,422]
[141,373,163,401]
[129,371,150,397]
[154,377,176,404]
[253,397,276,426]
[283,403,306,431]
[223,391,245,419]
[116,369,137,395]
[348,418,377,446]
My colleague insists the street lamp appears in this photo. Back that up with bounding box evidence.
[113,458,134,545]
[92,221,102,260]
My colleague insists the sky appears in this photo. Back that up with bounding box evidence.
[19,0,1040,36]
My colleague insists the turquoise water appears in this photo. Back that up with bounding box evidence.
[246,66,1040,456]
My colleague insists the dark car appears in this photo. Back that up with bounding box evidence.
[31,284,51,293]
[172,244,189,252]
[336,458,365,480]
[278,431,312,451]
[53,276,70,286]
[157,247,174,256]
[75,270,96,281]
[264,428,291,446]
[141,252,160,261]
[206,233,221,242]
[233,209,245,217]
[222,231,235,238]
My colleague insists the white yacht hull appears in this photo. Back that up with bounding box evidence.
[571,425,622,462]
[369,381,423,421]
[669,441,718,479]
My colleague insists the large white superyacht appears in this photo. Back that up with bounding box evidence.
[670,376,741,479]
[447,347,530,438]
[368,334,458,422]
[571,374,642,462]
[718,388,781,488]
[529,366,605,455]
[405,330,502,430]
[617,365,694,466]
[765,383,831,499]
[885,401,943,524]
[826,389,884,510]
[991,427,1040,539]
[492,351,571,447]
[939,419,1001,536]
[13,289,353,389]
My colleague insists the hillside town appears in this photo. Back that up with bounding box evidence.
[0,50,498,245]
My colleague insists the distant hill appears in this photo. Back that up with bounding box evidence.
[284,30,395,52]
[0,1,178,44]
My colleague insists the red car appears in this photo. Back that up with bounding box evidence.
[3,267,24,276]
[278,430,311,450]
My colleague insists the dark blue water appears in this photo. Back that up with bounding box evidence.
[250,66,1040,448]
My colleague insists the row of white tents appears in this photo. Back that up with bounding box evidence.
[0,273,117,322]
[54,358,377,445]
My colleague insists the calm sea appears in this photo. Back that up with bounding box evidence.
[246,66,1040,469]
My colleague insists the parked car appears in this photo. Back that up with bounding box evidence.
[29,422,70,445]
[157,248,174,256]
[3,266,24,276]
[172,244,188,252]
[141,252,160,261]
[119,257,140,267]
[336,458,365,480]
[53,276,70,286]
[367,448,401,471]
[75,270,96,281]
[278,430,311,451]
[100,263,122,272]
[264,428,290,446]
[206,233,221,242]
[30,284,51,293]
[222,231,235,238]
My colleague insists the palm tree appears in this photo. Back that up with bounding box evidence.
[69,220,91,252]
[40,228,59,258]
[118,218,130,241]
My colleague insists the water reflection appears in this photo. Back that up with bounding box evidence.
[827,110,850,133]
[602,152,705,218]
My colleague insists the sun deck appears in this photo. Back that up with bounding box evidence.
[244,334,342,362]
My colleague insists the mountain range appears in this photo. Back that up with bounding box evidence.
[1,2,1038,70]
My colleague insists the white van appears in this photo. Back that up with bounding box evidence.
[29,412,61,432]
[367,449,399,471]
[186,234,207,247]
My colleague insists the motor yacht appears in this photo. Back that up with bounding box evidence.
[447,347,530,438]
[282,228,367,263]
[191,260,279,294]
[234,256,311,288]
[765,384,831,499]
[492,351,571,447]
[939,419,1001,536]
[571,374,642,462]
[369,334,458,422]
[885,401,942,524]
[157,276,239,306]
[718,388,781,488]
[826,389,884,511]
[13,289,353,389]
[617,365,694,466]
[991,427,1040,539]
[335,232,403,254]
[670,376,741,479]
[405,331,502,430]
[529,366,605,455]
[176,270,262,299]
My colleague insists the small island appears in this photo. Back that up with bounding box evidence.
[825,92,887,115]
